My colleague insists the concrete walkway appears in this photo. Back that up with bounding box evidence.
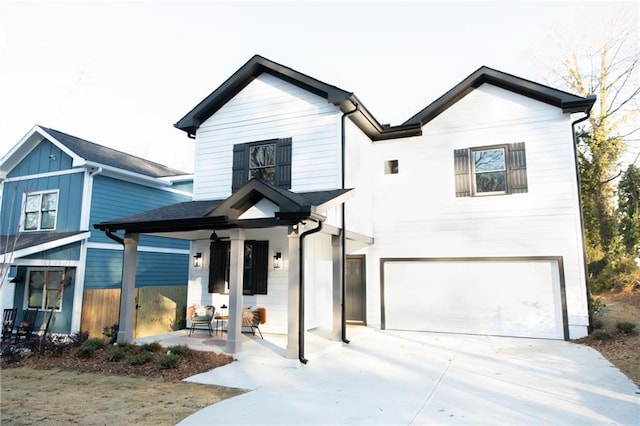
[177,329,640,425]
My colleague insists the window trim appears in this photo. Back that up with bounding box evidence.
[232,138,292,192]
[23,267,66,312]
[21,189,59,231]
[454,142,527,198]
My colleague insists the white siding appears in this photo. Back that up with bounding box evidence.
[364,85,588,338]
[193,74,342,200]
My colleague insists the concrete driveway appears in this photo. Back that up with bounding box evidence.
[179,329,639,425]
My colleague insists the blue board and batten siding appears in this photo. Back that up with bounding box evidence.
[5,138,74,178]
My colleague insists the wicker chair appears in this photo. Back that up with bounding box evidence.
[241,307,266,338]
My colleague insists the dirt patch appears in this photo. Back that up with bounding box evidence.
[0,343,244,424]
[576,290,640,386]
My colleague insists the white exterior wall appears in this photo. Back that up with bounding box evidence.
[364,85,588,338]
[193,74,343,202]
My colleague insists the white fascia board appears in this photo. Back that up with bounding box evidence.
[11,231,91,259]
[81,161,172,188]
[158,174,194,184]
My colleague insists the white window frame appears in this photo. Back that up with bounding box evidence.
[21,190,59,231]
[23,267,66,312]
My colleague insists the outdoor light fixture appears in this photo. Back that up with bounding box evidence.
[273,252,283,269]
[193,252,203,268]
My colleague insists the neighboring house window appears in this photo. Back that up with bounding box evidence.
[209,240,269,295]
[25,268,65,310]
[23,190,59,231]
[454,143,527,197]
[232,138,292,191]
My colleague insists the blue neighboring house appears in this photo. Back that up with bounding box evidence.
[0,125,193,338]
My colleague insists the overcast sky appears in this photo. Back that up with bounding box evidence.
[0,0,637,173]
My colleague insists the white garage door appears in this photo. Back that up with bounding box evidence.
[382,258,566,339]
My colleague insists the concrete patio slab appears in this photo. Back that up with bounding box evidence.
[177,329,640,425]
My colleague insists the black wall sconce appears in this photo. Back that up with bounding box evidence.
[273,252,283,269]
[193,252,203,268]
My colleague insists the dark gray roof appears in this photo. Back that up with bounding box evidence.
[403,66,596,126]
[0,231,87,255]
[175,56,595,142]
[43,127,187,178]
[174,55,422,142]
[94,179,352,233]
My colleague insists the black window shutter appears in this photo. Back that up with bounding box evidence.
[252,240,269,295]
[276,137,292,189]
[209,241,229,293]
[454,148,471,197]
[508,142,528,194]
[232,144,248,192]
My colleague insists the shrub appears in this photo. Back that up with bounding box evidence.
[130,351,155,365]
[615,321,636,334]
[592,318,604,329]
[590,330,612,341]
[75,338,106,358]
[106,347,128,362]
[158,353,182,369]
[167,345,189,358]
[141,342,162,353]
[589,256,640,293]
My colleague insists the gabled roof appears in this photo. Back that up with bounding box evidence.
[174,55,422,141]
[403,66,596,127]
[176,56,595,142]
[94,178,353,234]
[0,231,90,258]
[1,125,188,180]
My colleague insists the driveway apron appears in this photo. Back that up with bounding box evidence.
[179,330,640,425]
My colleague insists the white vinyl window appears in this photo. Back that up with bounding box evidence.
[23,190,59,231]
[25,268,66,311]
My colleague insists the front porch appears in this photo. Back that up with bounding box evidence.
[134,325,372,368]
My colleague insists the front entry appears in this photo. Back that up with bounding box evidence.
[346,255,366,323]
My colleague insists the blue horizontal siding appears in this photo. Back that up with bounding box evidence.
[89,175,191,250]
[85,248,188,290]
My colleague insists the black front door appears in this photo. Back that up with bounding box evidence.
[346,255,366,323]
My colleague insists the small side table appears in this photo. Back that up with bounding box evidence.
[214,315,228,334]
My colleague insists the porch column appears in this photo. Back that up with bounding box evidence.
[331,234,342,341]
[117,232,138,344]
[225,228,245,354]
[286,225,300,359]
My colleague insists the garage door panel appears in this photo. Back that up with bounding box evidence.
[383,259,564,339]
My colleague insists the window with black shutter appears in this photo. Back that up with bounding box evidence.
[454,143,528,197]
[208,240,269,295]
[232,138,292,192]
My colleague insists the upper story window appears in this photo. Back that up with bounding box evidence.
[232,138,292,192]
[23,190,59,231]
[454,143,527,197]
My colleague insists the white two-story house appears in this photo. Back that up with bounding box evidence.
[95,55,595,361]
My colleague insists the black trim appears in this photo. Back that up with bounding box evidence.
[380,256,569,341]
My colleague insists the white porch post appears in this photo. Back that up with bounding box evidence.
[117,232,138,344]
[286,225,300,359]
[331,234,342,341]
[225,228,245,354]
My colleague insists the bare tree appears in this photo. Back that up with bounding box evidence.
[544,10,639,273]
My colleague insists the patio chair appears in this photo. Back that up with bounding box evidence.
[2,308,18,342]
[241,307,266,338]
[187,305,215,336]
[14,309,38,344]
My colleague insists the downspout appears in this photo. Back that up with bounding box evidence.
[340,101,359,344]
[298,219,323,364]
[571,110,594,333]
[104,228,124,246]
